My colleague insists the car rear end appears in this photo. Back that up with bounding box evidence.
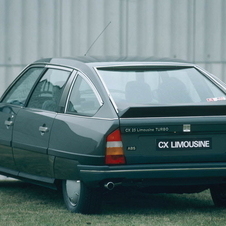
[117,107,226,191]
[83,62,226,194]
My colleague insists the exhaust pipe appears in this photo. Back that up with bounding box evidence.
[104,182,115,190]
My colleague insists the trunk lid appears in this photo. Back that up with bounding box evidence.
[119,105,226,164]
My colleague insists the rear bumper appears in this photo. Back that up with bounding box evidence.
[78,162,226,187]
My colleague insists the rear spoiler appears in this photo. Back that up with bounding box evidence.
[119,105,226,118]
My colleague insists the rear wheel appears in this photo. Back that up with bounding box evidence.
[210,185,226,207]
[62,180,102,214]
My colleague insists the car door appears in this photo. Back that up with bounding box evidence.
[13,66,72,178]
[0,67,45,173]
[48,72,111,179]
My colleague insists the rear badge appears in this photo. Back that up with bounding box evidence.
[183,124,191,132]
[156,138,212,150]
[127,146,136,151]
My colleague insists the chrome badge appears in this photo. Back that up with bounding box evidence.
[183,124,191,132]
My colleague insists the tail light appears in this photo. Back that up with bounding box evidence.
[105,129,126,165]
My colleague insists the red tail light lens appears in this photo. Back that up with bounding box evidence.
[105,129,126,165]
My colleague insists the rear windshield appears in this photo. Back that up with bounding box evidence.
[97,67,226,109]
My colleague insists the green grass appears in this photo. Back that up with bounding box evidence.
[0,180,225,226]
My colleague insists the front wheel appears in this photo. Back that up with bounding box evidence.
[210,185,226,207]
[62,180,102,214]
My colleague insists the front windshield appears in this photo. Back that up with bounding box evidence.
[97,67,226,109]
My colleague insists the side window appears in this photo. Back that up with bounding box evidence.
[2,67,44,106]
[66,74,102,116]
[27,69,71,112]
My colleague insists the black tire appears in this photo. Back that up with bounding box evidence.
[210,185,226,207]
[62,180,102,214]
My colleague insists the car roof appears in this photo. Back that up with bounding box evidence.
[34,56,194,69]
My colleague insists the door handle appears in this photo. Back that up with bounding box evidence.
[39,125,49,135]
[4,120,13,129]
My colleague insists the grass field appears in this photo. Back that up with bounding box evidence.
[0,180,226,226]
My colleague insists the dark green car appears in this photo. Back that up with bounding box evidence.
[1,56,226,214]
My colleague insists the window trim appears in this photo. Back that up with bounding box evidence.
[94,67,119,113]
[45,65,73,72]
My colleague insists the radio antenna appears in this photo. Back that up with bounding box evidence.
[84,21,112,56]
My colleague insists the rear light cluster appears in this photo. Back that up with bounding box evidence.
[105,129,126,165]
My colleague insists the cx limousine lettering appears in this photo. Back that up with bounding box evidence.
[157,138,212,150]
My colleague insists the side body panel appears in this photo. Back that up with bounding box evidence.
[49,114,118,180]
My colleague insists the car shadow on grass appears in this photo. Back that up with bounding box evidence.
[0,180,64,210]
[101,186,218,215]
[0,180,223,216]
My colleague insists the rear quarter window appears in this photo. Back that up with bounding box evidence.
[66,73,102,116]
